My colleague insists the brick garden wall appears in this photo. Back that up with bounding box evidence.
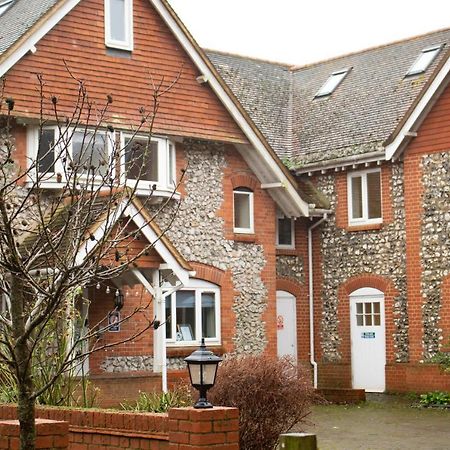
[0,405,239,450]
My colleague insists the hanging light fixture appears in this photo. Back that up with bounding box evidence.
[114,290,124,310]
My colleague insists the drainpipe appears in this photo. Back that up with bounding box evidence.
[308,214,328,389]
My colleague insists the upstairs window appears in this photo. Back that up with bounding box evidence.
[105,0,133,51]
[121,133,176,193]
[406,45,442,76]
[233,187,254,233]
[30,126,113,181]
[348,169,382,225]
[315,68,350,97]
[165,280,220,346]
[276,211,295,249]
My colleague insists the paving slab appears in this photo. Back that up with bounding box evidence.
[296,394,450,450]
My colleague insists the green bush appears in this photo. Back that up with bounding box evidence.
[419,391,450,407]
[121,385,192,413]
[209,355,318,450]
[429,351,450,372]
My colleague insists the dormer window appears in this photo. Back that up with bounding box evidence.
[0,0,13,16]
[406,45,442,76]
[105,0,133,51]
[315,68,350,98]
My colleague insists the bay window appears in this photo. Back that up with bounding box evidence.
[165,280,220,346]
[121,134,176,193]
[348,169,382,225]
[233,187,254,233]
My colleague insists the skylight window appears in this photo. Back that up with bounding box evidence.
[315,68,350,98]
[406,45,442,76]
[0,0,13,16]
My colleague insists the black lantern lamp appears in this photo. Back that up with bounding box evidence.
[184,338,222,409]
[114,290,124,310]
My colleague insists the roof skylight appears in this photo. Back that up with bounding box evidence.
[315,68,350,98]
[406,45,442,76]
[0,0,13,16]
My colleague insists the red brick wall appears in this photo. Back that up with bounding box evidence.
[4,0,247,146]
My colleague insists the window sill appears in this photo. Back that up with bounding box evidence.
[166,345,225,358]
[25,179,180,200]
[347,223,383,232]
[233,233,256,243]
[276,248,298,256]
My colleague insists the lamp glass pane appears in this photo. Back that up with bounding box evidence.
[202,363,218,385]
[188,363,201,385]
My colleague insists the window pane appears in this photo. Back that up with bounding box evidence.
[278,217,293,246]
[168,142,175,185]
[109,0,126,42]
[165,299,172,339]
[367,172,381,219]
[373,302,380,314]
[38,129,55,173]
[351,176,363,219]
[72,131,108,176]
[234,192,251,229]
[364,303,372,314]
[365,315,372,326]
[374,314,381,326]
[356,303,363,314]
[176,291,195,341]
[356,315,363,326]
[201,293,216,338]
[125,138,158,182]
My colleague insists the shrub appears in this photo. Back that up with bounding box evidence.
[419,391,450,407]
[121,384,192,413]
[209,355,317,450]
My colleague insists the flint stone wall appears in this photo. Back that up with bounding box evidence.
[149,139,268,355]
[276,255,305,284]
[100,355,186,372]
[421,152,450,358]
[317,163,408,362]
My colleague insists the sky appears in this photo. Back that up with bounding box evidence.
[167,0,450,66]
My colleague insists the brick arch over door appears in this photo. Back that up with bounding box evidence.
[337,274,398,364]
[277,278,310,363]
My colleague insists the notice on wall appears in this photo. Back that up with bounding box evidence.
[361,332,375,339]
[277,315,284,330]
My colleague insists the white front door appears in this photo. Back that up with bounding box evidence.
[276,291,297,363]
[350,287,386,392]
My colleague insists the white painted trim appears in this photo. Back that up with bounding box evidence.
[386,54,450,161]
[233,189,254,234]
[104,0,134,51]
[350,287,384,297]
[0,0,83,77]
[150,0,309,218]
[347,168,382,226]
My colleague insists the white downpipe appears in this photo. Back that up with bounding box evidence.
[308,214,327,389]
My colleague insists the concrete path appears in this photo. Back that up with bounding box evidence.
[297,394,450,450]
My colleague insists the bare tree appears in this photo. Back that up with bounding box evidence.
[0,66,183,450]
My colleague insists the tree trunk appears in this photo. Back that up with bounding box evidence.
[11,276,36,450]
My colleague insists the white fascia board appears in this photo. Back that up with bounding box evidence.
[150,0,309,218]
[125,203,191,286]
[0,0,82,77]
[385,54,450,161]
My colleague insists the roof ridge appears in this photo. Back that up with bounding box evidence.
[289,26,450,72]
[204,48,292,68]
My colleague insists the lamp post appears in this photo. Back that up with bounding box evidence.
[185,338,222,409]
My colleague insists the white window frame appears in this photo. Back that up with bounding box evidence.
[165,279,221,347]
[27,126,114,184]
[233,188,254,234]
[120,133,176,194]
[276,211,295,249]
[315,68,350,97]
[406,45,442,77]
[347,168,382,226]
[104,0,134,51]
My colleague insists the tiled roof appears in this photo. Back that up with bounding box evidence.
[208,28,450,168]
[0,0,59,56]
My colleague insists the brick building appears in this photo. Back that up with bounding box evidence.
[0,0,449,399]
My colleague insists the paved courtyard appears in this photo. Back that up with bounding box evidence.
[298,394,450,450]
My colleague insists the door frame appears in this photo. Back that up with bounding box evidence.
[349,287,386,392]
[276,290,297,363]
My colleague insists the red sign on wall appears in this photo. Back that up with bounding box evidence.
[277,315,284,330]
